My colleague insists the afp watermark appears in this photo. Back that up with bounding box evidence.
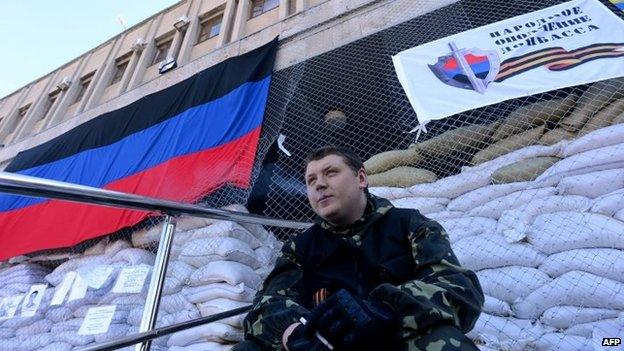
[602,338,621,347]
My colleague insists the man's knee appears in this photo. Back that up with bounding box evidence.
[231,340,263,351]
[405,325,479,351]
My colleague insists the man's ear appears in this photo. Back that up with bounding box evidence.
[357,167,368,189]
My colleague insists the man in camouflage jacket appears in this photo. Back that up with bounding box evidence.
[234,146,483,351]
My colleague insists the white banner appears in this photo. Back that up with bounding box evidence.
[393,0,624,127]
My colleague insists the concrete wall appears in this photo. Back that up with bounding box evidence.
[0,0,457,164]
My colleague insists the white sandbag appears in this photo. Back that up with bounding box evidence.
[590,189,624,216]
[167,322,243,346]
[168,342,230,351]
[188,261,262,289]
[255,246,276,267]
[197,298,249,327]
[50,318,84,333]
[527,212,624,254]
[464,143,563,174]
[110,248,156,265]
[39,342,72,351]
[156,308,201,328]
[466,313,545,351]
[477,266,551,304]
[94,324,135,343]
[182,283,255,304]
[45,255,110,286]
[167,261,194,283]
[468,187,557,219]
[560,123,624,157]
[0,327,14,338]
[408,170,492,199]
[15,318,53,337]
[556,168,624,198]
[179,237,260,269]
[368,186,412,200]
[539,248,624,282]
[616,208,624,221]
[126,306,144,326]
[1,314,43,329]
[536,143,624,185]
[591,316,624,350]
[0,335,53,351]
[534,333,592,351]
[483,295,513,317]
[51,331,94,346]
[163,276,185,295]
[540,306,621,329]
[132,223,164,247]
[189,221,262,249]
[496,195,592,242]
[447,182,531,212]
[425,211,465,220]
[104,240,132,255]
[438,217,497,243]
[566,318,622,338]
[453,234,546,271]
[389,197,449,214]
[160,294,195,314]
[512,271,624,319]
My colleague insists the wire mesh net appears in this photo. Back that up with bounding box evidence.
[1,0,624,350]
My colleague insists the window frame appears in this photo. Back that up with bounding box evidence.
[197,14,223,44]
[152,37,174,66]
[110,55,131,86]
[74,72,95,104]
[250,0,279,18]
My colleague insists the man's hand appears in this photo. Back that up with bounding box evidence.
[283,323,331,351]
[306,289,398,349]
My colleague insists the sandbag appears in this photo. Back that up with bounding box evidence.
[15,318,53,337]
[39,342,73,351]
[477,266,551,304]
[368,167,437,187]
[565,318,622,338]
[110,248,155,265]
[616,208,624,222]
[496,195,592,242]
[94,324,135,343]
[50,318,84,333]
[189,222,262,249]
[167,261,194,284]
[527,212,624,254]
[539,248,624,282]
[177,216,217,232]
[492,94,577,141]
[512,271,624,319]
[169,342,230,351]
[539,128,575,146]
[534,333,592,351]
[160,294,195,314]
[590,189,624,216]
[471,126,545,165]
[447,182,531,212]
[425,211,465,220]
[491,156,560,184]
[363,149,422,174]
[438,217,497,243]
[51,331,94,346]
[483,295,513,317]
[468,187,557,219]
[411,122,500,158]
[157,309,201,328]
[368,187,412,200]
[131,223,164,247]
[167,322,243,346]
[466,313,545,351]
[453,234,546,271]
[561,123,624,157]
[182,283,255,304]
[389,196,449,214]
[465,143,563,174]
[560,77,624,132]
[179,237,260,269]
[613,111,624,125]
[557,168,624,198]
[45,255,109,286]
[188,261,262,289]
[197,298,249,327]
[408,169,492,199]
[540,306,621,329]
[578,97,624,136]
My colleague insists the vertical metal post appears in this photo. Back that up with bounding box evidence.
[136,215,176,351]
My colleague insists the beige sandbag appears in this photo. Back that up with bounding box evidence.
[471,125,545,165]
[612,112,624,125]
[561,77,624,131]
[409,121,500,158]
[367,166,437,187]
[578,98,624,137]
[364,149,421,174]
[491,94,577,141]
[491,156,560,184]
[539,128,575,145]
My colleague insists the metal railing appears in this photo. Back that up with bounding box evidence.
[0,171,312,351]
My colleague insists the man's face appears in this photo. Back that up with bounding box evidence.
[305,154,367,225]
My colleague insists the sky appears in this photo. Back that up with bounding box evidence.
[0,1,180,99]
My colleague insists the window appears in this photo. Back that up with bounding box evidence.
[75,72,94,104]
[41,91,60,119]
[251,0,279,18]
[110,59,129,85]
[17,104,30,122]
[197,15,222,43]
[153,38,173,65]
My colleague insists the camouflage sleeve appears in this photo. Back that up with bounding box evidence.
[243,239,310,350]
[369,216,484,338]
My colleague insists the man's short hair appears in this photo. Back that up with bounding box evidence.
[304,145,364,174]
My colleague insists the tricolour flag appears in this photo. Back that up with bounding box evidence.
[0,38,278,260]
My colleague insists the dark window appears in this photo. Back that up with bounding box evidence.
[42,91,60,119]
[17,104,30,120]
[251,0,279,18]
[197,15,222,43]
[110,60,129,85]
[75,72,94,104]
[153,39,173,65]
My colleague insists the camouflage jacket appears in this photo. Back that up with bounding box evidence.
[242,194,484,350]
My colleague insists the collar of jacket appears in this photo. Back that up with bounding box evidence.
[313,192,393,235]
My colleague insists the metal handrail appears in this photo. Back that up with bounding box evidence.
[0,171,311,229]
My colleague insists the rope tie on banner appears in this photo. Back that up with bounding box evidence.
[408,122,428,143]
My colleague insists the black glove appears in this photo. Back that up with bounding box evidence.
[306,289,398,350]
[286,323,332,351]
